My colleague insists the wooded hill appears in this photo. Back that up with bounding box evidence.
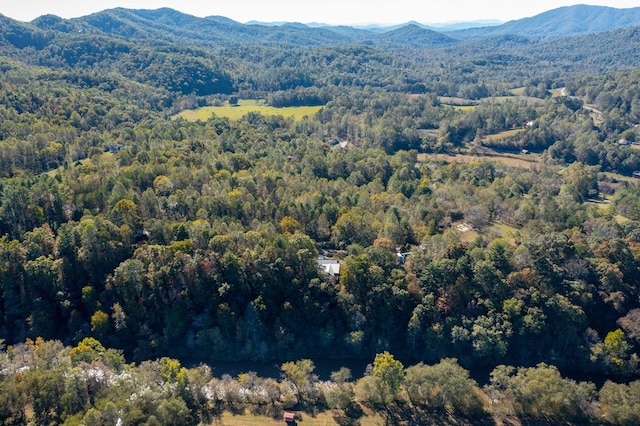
[1,4,640,425]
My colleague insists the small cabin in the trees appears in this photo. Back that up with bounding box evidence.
[317,258,340,277]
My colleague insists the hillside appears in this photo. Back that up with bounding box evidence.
[0,5,640,103]
[452,4,640,39]
[1,4,640,425]
[3,4,639,53]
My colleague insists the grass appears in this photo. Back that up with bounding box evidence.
[418,151,539,169]
[492,96,518,102]
[212,411,384,425]
[549,87,565,97]
[451,221,520,243]
[452,105,477,111]
[482,128,523,142]
[174,99,323,122]
[46,152,112,177]
[601,171,639,184]
[458,228,480,243]
[488,223,520,243]
[440,94,544,111]
[438,96,478,106]
[513,86,566,99]
[614,214,631,224]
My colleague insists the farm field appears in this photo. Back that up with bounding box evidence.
[549,87,565,96]
[174,99,323,121]
[482,128,524,142]
[452,221,520,244]
[418,151,539,169]
[601,171,640,184]
[440,94,545,111]
[438,96,478,106]
[512,86,566,98]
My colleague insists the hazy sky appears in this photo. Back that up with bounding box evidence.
[2,1,640,25]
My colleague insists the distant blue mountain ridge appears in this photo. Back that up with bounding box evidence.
[1,4,639,50]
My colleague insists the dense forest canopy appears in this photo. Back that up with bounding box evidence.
[1,5,640,425]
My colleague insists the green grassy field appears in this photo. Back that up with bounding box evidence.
[418,151,539,169]
[513,86,566,98]
[452,105,477,111]
[440,94,545,111]
[499,95,545,104]
[439,96,478,110]
[549,87,565,97]
[174,99,323,122]
[482,128,523,142]
[438,96,478,106]
[601,171,639,184]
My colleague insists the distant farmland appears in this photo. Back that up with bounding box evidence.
[418,151,539,169]
[174,100,323,121]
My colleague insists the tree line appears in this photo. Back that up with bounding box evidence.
[1,339,639,425]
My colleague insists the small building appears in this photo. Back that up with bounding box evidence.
[329,138,348,149]
[108,143,124,153]
[283,412,296,423]
[619,138,631,146]
[317,258,340,277]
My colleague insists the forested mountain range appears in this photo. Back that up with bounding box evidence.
[1,3,640,425]
[1,4,640,100]
[2,4,640,51]
[452,4,640,39]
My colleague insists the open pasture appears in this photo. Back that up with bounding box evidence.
[418,151,539,169]
[482,128,524,142]
[175,99,323,121]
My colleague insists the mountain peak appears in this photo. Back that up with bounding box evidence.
[452,4,640,39]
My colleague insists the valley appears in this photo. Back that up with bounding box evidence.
[0,4,640,425]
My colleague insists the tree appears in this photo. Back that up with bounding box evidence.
[70,337,106,365]
[90,310,110,339]
[371,351,404,406]
[592,328,639,376]
[599,380,640,426]
[24,368,65,425]
[562,162,599,201]
[279,216,302,235]
[280,359,317,402]
[405,358,483,417]
[325,368,356,415]
[487,363,596,421]
[110,198,141,231]
[331,207,376,248]
[470,312,512,361]
[0,375,26,424]
[153,175,174,196]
